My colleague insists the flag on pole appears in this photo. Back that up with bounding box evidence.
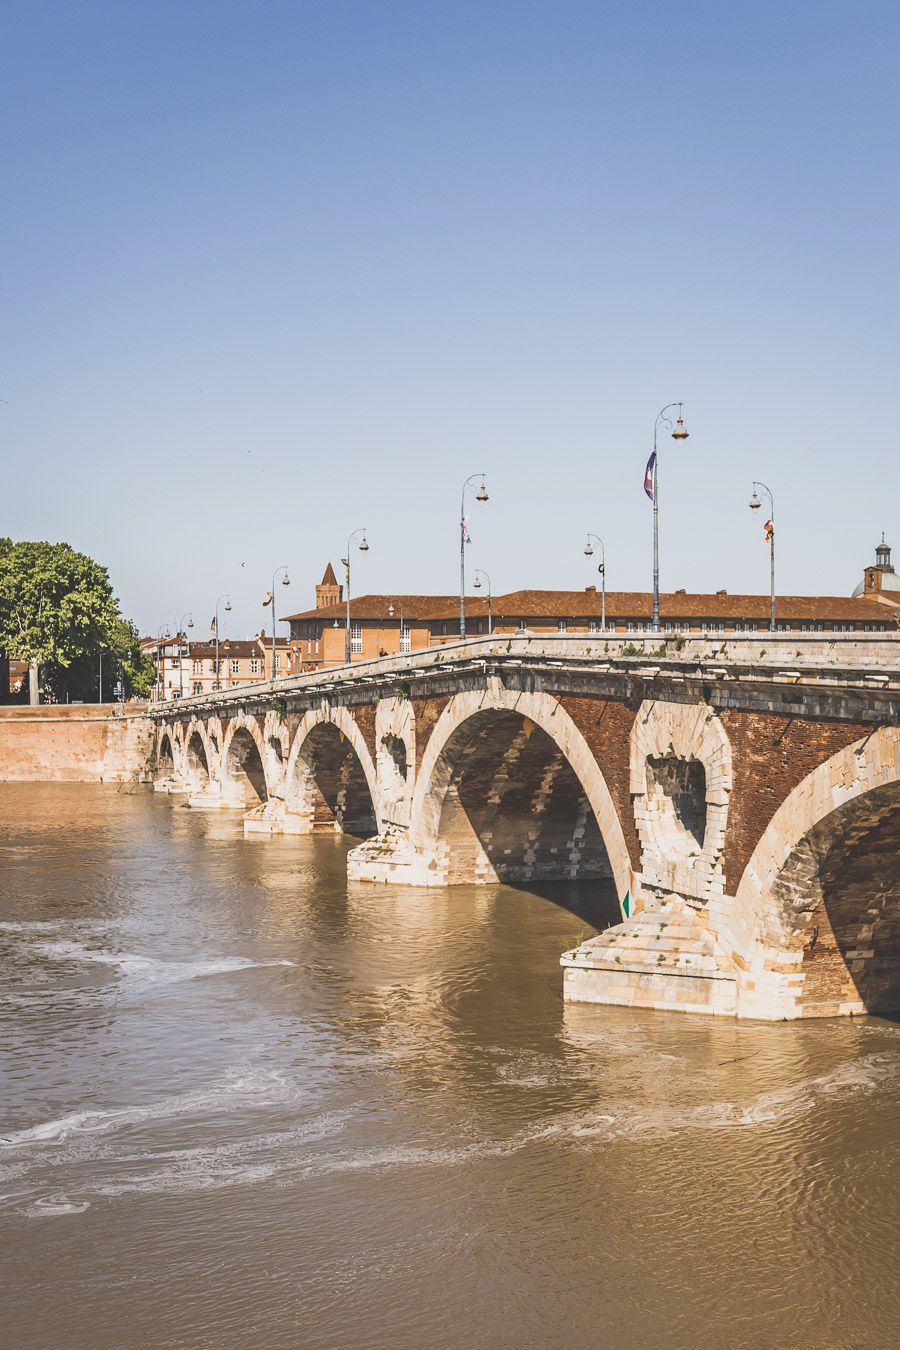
[461,516,471,545]
[643,451,656,500]
[209,615,217,638]
[764,519,774,543]
[262,591,273,607]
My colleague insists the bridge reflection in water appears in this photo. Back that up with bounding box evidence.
[150,635,900,1020]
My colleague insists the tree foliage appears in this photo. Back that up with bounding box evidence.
[0,540,153,700]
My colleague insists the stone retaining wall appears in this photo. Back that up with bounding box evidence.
[0,705,153,782]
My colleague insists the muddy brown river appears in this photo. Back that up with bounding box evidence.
[1,784,897,1348]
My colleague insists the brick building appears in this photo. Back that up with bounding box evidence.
[145,633,295,701]
[285,554,899,670]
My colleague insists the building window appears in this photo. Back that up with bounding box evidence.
[351,623,362,654]
[230,659,240,675]
[588,621,597,633]
[193,659,201,674]
[193,682,202,695]
[558,620,567,633]
[250,658,260,675]
[274,653,280,669]
[208,660,216,675]
[400,623,411,654]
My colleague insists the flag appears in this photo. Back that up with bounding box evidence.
[643,451,656,501]
[209,615,217,638]
[262,591,273,607]
[622,890,632,918]
[461,515,471,545]
[764,519,774,543]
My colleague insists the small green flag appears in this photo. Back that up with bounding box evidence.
[622,890,632,918]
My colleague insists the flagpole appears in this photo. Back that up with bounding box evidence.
[459,473,489,640]
[651,403,688,633]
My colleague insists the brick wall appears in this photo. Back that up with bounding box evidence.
[0,705,153,782]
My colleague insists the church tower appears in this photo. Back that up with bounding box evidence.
[854,534,900,605]
[316,562,343,609]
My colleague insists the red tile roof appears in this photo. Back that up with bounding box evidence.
[285,589,896,624]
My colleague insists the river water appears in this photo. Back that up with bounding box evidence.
[1,784,897,1349]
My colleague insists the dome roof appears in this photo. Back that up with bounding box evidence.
[852,571,900,597]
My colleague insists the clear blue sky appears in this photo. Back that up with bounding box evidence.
[3,1,898,638]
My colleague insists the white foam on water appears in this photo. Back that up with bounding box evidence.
[31,940,295,987]
[20,1197,91,1217]
[1,1064,304,1150]
[0,920,66,933]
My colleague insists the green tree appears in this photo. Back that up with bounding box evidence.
[0,540,150,704]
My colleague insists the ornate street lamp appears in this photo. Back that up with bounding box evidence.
[269,566,290,679]
[749,482,776,632]
[178,612,193,699]
[213,595,231,690]
[473,568,492,634]
[583,534,606,632]
[648,404,689,632]
[155,623,171,702]
[388,600,409,654]
[459,474,489,639]
[342,529,369,664]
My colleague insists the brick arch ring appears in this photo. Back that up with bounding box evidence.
[733,724,900,955]
[283,704,380,824]
[219,711,272,796]
[407,686,633,905]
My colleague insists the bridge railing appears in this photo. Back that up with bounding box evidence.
[146,631,900,717]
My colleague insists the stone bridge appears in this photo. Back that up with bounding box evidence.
[148,634,900,1021]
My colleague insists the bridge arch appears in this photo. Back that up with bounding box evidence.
[183,721,212,789]
[156,725,179,779]
[408,685,632,908]
[735,726,900,1014]
[284,706,378,835]
[219,712,269,807]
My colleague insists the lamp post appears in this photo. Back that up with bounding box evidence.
[649,403,689,632]
[155,624,170,702]
[270,566,290,680]
[749,482,776,632]
[459,474,489,639]
[178,613,193,699]
[473,569,492,634]
[388,600,409,654]
[583,534,606,632]
[214,595,231,690]
[342,529,369,664]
